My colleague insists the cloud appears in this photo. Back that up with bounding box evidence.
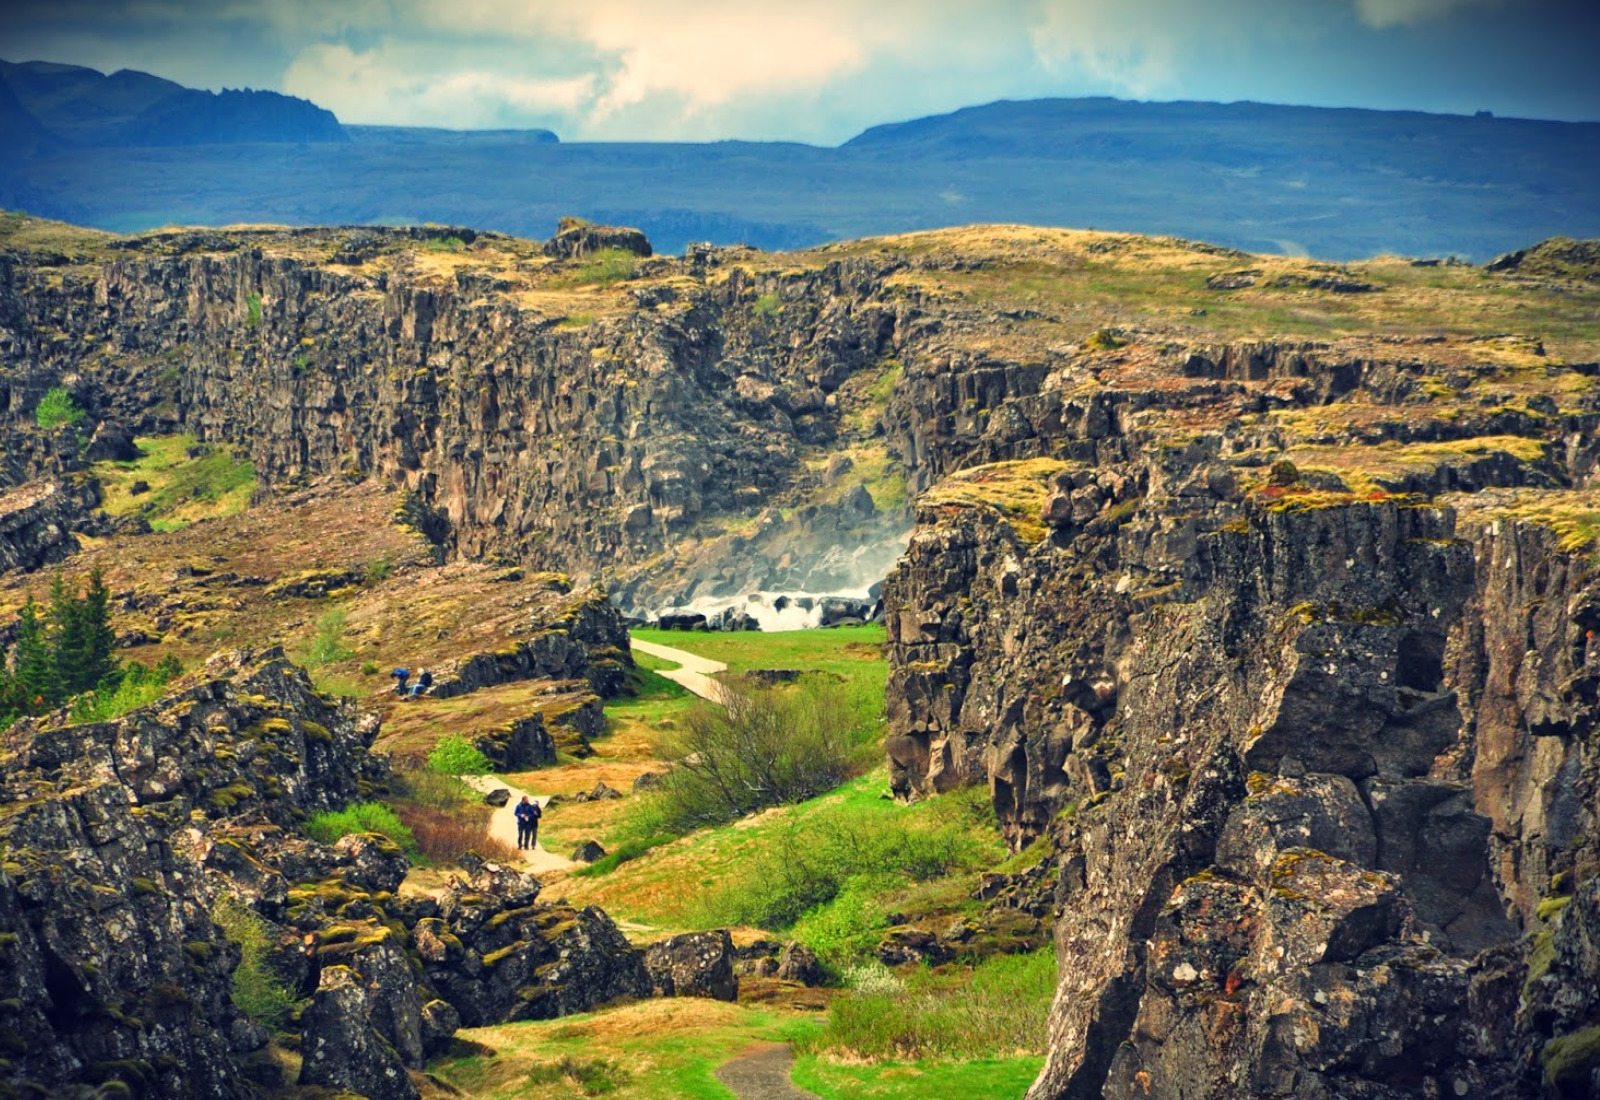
[1025,0,1331,100]
[283,39,601,130]
[1352,0,1508,29]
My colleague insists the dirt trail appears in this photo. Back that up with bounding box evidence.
[629,636,729,702]
[714,1043,820,1100]
[458,775,573,874]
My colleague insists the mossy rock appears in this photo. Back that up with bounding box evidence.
[481,942,527,969]
[1542,1025,1600,1097]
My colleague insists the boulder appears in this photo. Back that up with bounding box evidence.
[776,941,824,986]
[571,840,607,863]
[644,929,739,1001]
[298,965,420,1100]
[483,787,511,807]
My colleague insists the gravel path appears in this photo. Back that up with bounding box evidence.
[714,1043,820,1100]
[629,636,729,702]
[458,775,572,873]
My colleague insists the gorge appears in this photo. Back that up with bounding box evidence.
[1,215,1598,1098]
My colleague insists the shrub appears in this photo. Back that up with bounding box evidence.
[700,804,975,933]
[302,608,353,667]
[428,734,493,775]
[71,655,182,723]
[304,801,416,853]
[212,897,294,1031]
[397,802,515,865]
[555,247,638,288]
[360,661,380,676]
[364,556,392,584]
[245,293,262,329]
[526,1056,632,1096]
[35,386,86,429]
[753,291,781,318]
[652,679,859,833]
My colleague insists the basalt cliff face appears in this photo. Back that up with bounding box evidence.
[0,224,921,612]
[883,330,1600,1095]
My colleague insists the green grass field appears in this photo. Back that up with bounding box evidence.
[91,433,256,531]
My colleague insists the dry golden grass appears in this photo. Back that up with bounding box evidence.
[1286,435,1552,495]
[919,457,1075,544]
[1447,488,1600,554]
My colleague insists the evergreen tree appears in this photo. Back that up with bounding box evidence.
[14,597,57,711]
[49,572,91,696]
[78,568,119,692]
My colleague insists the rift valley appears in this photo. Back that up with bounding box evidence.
[0,214,1598,1100]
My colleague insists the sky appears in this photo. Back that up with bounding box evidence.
[1,0,1597,143]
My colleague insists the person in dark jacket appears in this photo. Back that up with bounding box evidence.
[391,667,410,695]
[514,795,541,850]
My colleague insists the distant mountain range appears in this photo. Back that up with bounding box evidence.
[1,59,1596,260]
[0,60,346,146]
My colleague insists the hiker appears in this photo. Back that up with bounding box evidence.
[391,667,410,695]
[514,795,541,850]
[403,669,433,700]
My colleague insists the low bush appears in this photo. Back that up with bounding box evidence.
[35,386,86,429]
[304,801,416,854]
[526,1056,632,1096]
[212,897,294,1030]
[397,802,515,865]
[699,803,979,933]
[70,655,183,723]
[652,678,863,833]
[302,607,353,667]
[800,949,1055,1062]
[428,734,493,775]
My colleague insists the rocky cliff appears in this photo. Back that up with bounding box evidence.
[0,641,664,1100]
[0,222,918,613]
[883,321,1600,1097]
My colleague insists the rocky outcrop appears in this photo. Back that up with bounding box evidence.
[644,930,739,1001]
[0,228,911,610]
[0,647,387,1100]
[883,339,1600,1097]
[543,219,653,260]
[0,477,104,573]
[402,860,651,1027]
[298,965,419,1100]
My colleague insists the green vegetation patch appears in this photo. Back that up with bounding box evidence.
[429,734,495,776]
[92,434,256,532]
[551,248,639,289]
[35,386,86,429]
[800,949,1054,1063]
[793,1054,1047,1100]
[304,801,417,854]
[212,897,293,1030]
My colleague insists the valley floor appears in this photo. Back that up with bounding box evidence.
[423,627,1050,1100]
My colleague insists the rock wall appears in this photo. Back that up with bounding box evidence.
[0,646,656,1100]
[883,346,1600,1097]
[0,234,914,609]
